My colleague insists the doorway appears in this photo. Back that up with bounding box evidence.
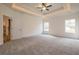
[3,15,11,43]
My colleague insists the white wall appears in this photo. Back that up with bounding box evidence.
[43,4,79,39]
[45,12,79,39]
[21,14,43,38]
[0,5,43,43]
[0,16,3,45]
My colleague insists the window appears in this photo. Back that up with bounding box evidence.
[65,19,76,33]
[43,22,49,33]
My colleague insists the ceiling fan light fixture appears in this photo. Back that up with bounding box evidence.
[42,7,46,10]
[36,3,52,12]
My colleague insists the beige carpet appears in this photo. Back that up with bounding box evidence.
[0,34,79,55]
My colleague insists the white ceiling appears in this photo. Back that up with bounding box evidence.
[1,3,79,17]
[2,3,65,14]
[15,3,65,15]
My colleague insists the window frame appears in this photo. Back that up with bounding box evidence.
[43,21,49,34]
[65,19,76,34]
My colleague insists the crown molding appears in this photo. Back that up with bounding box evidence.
[1,3,71,18]
[44,4,71,18]
[11,3,42,16]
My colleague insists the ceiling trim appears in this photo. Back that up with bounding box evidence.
[11,3,71,18]
[11,3,42,16]
[44,4,71,17]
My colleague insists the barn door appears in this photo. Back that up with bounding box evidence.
[3,15,11,43]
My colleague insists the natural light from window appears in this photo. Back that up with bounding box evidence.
[44,22,49,32]
[65,19,76,33]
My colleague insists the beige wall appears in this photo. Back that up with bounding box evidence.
[43,4,79,39]
[21,14,43,38]
[0,16,3,45]
[45,12,79,39]
[0,5,43,44]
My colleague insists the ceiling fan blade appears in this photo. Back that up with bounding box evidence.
[46,9,49,11]
[47,5,52,7]
[42,3,47,7]
[42,3,45,6]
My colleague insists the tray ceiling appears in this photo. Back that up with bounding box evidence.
[1,3,79,17]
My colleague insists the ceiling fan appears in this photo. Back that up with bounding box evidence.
[36,3,52,12]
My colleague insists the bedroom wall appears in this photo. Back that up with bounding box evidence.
[45,12,79,39]
[21,14,43,38]
[43,4,79,39]
[0,5,43,43]
[0,16,3,45]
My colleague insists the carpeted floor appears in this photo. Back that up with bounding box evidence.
[0,34,79,55]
